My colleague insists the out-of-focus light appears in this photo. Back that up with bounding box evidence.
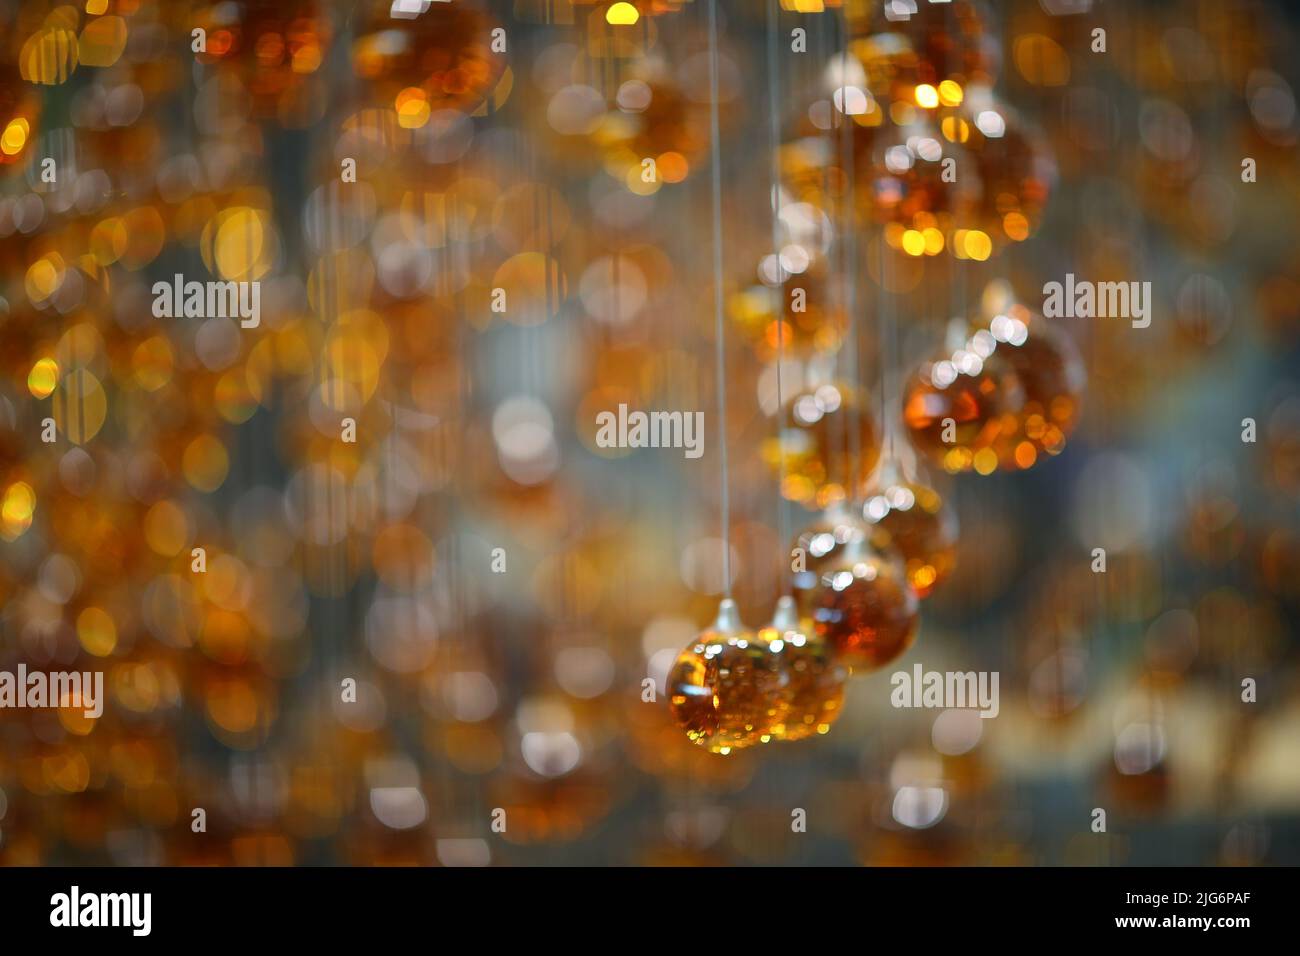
[932,708,983,756]
[492,395,559,485]
[443,671,499,722]
[521,731,582,777]
[1014,34,1071,86]
[884,145,913,173]
[833,85,870,115]
[1,118,29,156]
[938,80,963,106]
[975,110,1006,138]
[548,84,605,135]
[1003,211,1030,241]
[1247,69,1296,132]
[370,787,427,829]
[28,357,58,398]
[395,87,430,128]
[606,2,640,25]
[616,80,651,115]
[1115,722,1166,775]
[893,786,948,828]
[963,230,992,261]
[2,481,36,539]
[77,607,118,657]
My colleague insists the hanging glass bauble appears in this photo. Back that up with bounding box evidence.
[944,89,1056,257]
[847,0,1001,90]
[868,120,979,240]
[779,64,973,247]
[773,0,999,240]
[791,500,872,601]
[765,380,881,510]
[591,68,705,170]
[973,280,1085,471]
[730,263,846,360]
[793,510,920,672]
[668,599,785,754]
[194,0,332,119]
[762,596,845,742]
[862,448,957,598]
[352,1,506,118]
[901,317,1024,474]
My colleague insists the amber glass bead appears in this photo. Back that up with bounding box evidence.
[767,382,881,510]
[862,461,958,598]
[847,0,1001,87]
[597,75,701,166]
[352,2,505,114]
[805,535,919,673]
[762,596,845,742]
[954,98,1056,254]
[976,288,1084,471]
[791,502,872,601]
[902,320,1025,474]
[729,266,847,360]
[668,600,785,754]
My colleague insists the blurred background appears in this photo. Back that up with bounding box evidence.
[0,0,1298,865]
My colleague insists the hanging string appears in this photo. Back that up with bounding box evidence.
[706,0,732,598]
[879,228,890,460]
[838,15,863,500]
[887,232,901,463]
[766,0,791,593]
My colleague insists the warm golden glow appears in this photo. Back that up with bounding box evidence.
[606,2,640,25]
[28,357,59,399]
[1,117,29,155]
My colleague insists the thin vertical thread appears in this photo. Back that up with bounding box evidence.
[706,0,732,598]
[767,0,790,595]
[838,21,862,499]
